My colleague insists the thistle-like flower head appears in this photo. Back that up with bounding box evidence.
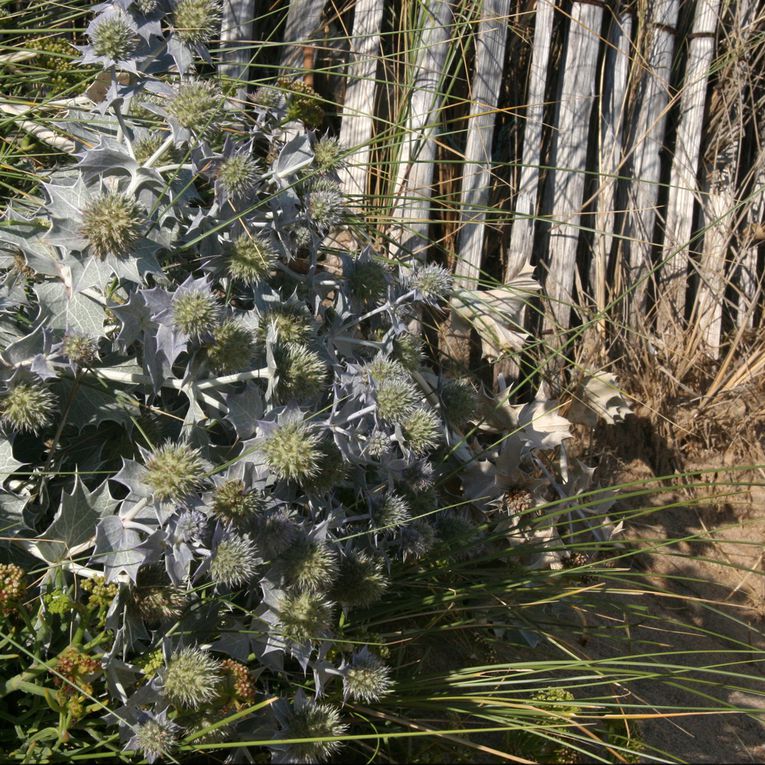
[210,533,260,588]
[273,343,328,402]
[80,191,142,259]
[217,153,258,199]
[61,333,99,368]
[1,379,56,434]
[313,136,342,173]
[135,0,160,13]
[228,234,278,285]
[210,478,265,523]
[441,377,477,425]
[144,442,206,502]
[407,263,453,303]
[375,493,411,529]
[347,257,389,306]
[131,583,187,623]
[275,695,347,764]
[306,178,344,231]
[376,376,418,424]
[392,331,424,371]
[168,79,222,137]
[171,281,220,339]
[126,709,180,764]
[342,648,393,703]
[85,7,138,66]
[207,320,255,373]
[257,303,314,345]
[331,550,388,609]
[279,591,333,646]
[283,539,338,593]
[162,646,222,709]
[173,0,221,46]
[261,412,322,482]
[364,429,391,459]
[400,407,441,455]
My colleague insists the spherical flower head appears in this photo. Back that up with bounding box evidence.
[401,407,441,455]
[228,234,277,285]
[1,380,56,434]
[172,288,220,339]
[262,418,322,482]
[283,539,338,593]
[376,376,418,423]
[207,320,254,373]
[399,521,437,561]
[408,263,453,303]
[88,9,138,63]
[279,591,333,645]
[301,439,346,494]
[290,224,314,252]
[62,333,98,367]
[218,153,258,199]
[343,649,393,703]
[134,133,164,163]
[375,493,410,529]
[80,191,141,259]
[0,563,25,616]
[365,357,408,385]
[435,512,482,560]
[313,136,342,173]
[136,0,160,13]
[274,343,327,402]
[332,551,388,609]
[257,509,299,557]
[211,478,265,523]
[210,533,260,588]
[258,305,313,345]
[131,584,187,623]
[348,258,388,305]
[441,378,477,425]
[277,699,347,764]
[306,179,344,230]
[162,646,222,709]
[174,0,221,46]
[168,80,223,137]
[128,711,180,764]
[393,331,424,371]
[364,429,391,459]
[144,442,206,502]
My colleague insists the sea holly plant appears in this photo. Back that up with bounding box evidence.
[0,2,629,762]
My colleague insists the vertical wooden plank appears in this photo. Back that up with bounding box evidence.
[338,0,386,199]
[738,163,765,328]
[656,0,721,338]
[220,0,256,96]
[542,1,604,331]
[506,0,556,279]
[280,0,325,73]
[593,5,632,320]
[389,0,456,262]
[624,0,680,320]
[454,0,511,290]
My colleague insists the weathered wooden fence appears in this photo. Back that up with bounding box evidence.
[223,0,765,362]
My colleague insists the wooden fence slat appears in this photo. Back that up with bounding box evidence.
[338,0,386,199]
[593,6,632,319]
[656,0,721,340]
[220,0,256,95]
[543,2,604,331]
[389,0,455,261]
[506,0,555,279]
[454,0,511,290]
[738,162,765,328]
[624,0,680,321]
[280,0,324,73]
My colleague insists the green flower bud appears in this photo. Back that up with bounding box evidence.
[210,534,259,588]
[274,343,327,402]
[331,551,388,609]
[173,0,221,46]
[408,263,453,302]
[210,479,265,523]
[375,493,410,529]
[207,320,255,373]
[130,715,179,764]
[168,79,223,137]
[343,650,393,702]
[80,191,142,259]
[283,539,338,593]
[441,377,477,425]
[392,331,424,371]
[162,646,222,709]
[279,591,333,645]
[313,136,342,173]
[257,305,313,345]
[262,418,322,483]
[131,584,187,622]
[348,258,388,305]
[172,290,220,338]
[89,10,137,62]
[228,233,278,285]
[62,333,98,367]
[134,133,164,163]
[306,179,344,230]
[376,377,418,423]
[277,699,347,764]
[1,380,56,434]
[400,407,441,455]
[218,153,258,198]
[144,442,206,502]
